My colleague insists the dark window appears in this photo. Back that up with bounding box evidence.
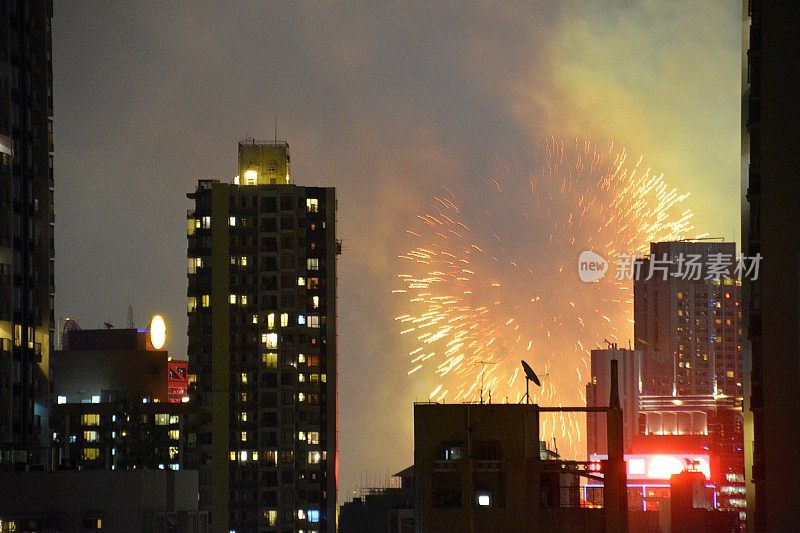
[261,196,277,212]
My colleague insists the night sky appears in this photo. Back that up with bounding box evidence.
[51,1,740,498]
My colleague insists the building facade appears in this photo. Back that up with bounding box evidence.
[743,2,800,528]
[634,241,742,399]
[186,141,337,532]
[586,346,641,455]
[50,326,189,472]
[414,403,613,533]
[0,0,55,467]
[0,469,206,532]
[634,241,745,522]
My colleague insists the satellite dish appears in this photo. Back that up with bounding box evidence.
[521,360,541,387]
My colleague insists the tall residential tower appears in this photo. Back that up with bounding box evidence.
[0,0,55,466]
[186,141,337,532]
[743,2,800,527]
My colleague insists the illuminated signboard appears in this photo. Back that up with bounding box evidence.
[589,453,711,481]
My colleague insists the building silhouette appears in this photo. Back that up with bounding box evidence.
[743,1,800,528]
[0,0,55,467]
[186,140,338,532]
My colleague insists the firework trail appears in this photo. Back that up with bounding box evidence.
[393,138,696,458]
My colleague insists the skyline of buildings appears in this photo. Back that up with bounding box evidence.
[2,2,799,531]
[186,141,338,532]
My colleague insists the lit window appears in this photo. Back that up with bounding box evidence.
[229,216,236,226]
[169,415,180,424]
[229,294,237,304]
[57,395,67,404]
[299,373,306,383]
[82,414,100,427]
[264,333,278,349]
[201,295,210,307]
[241,295,248,305]
[155,414,169,425]
[168,430,180,441]
[321,374,327,383]
[312,296,320,309]
[240,412,248,422]
[262,352,278,368]
[252,314,258,324]
[188,257,197,274]
[83,430,99,442]
[310,374,319,383]
[476,491,492,507]
[298,431,306,441]
[306,198,319,212]
[241,431,247,442]
[240,450,249,462]
[82,447,100,461]
[187,297,197,313]
[298,392,306,402]
[265,510,278,527]
[308,432,319,445]
[298,315,306,325]
[298,510,307,520]
[298,277,306,286]
[91,395,100,404]
[308,277,319,289]
[230,451,236,461]
[308,451,321,464]
[169,446,179,459]
[240,256,247,266]
[308,509,320,523]
[280,313,289,327]
[267,313,275,329]
[265,450,278,465]
[307,258,319,271]
[241,372,248,384]
[298,353,306,364]
[309,315,320,328]
[201,216,211,229]
[187,218,197,235]
[252,451,259,460]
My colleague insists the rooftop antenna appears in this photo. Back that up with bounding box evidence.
[520,360,541,405]
[475,360,497,404]
[274,115,278,143]
[127,304,134,329]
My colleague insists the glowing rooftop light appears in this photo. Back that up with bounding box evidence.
[150,315,166,350]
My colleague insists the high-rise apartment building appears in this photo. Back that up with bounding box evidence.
[634,241,742,399]
[186,141,337,533]
[0,0,55,466]
[634,241,745,521]
[743,2,800,528]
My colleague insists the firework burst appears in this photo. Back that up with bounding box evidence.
[393,138,697,457]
